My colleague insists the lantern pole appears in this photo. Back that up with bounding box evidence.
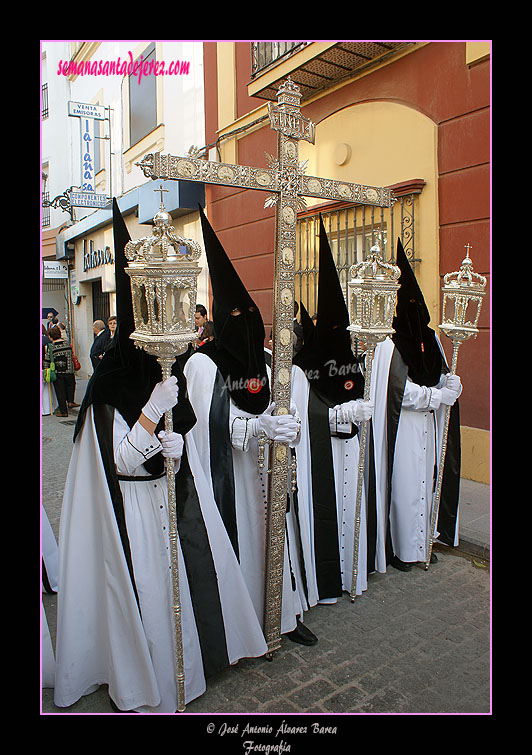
[124,191,202,712]
[425,245,486,570]
[349,338,375,602]
[347,245,401,601]
[158,354,185,709]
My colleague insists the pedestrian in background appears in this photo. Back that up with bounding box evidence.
[89,320,110,370]
[194,304,211,349]
[42,325,58,416]
[104,315,117,353]
[46,311,59,330]
[43,326,77,417]
[58,322,70,343]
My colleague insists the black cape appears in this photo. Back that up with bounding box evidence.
[72,199,230,677]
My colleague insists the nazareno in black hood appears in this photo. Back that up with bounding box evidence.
[391,238,444,387]
[293,215,364,406]
[196,205,270,415]
[74,199,197,455]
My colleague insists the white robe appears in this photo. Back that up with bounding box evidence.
[184,351,303,635]
[371,337,459,566]
[42,505,58,592]
[53,405,266,713]
[42,378,58,416]
[290,365,368,602]
[42,505,58,688]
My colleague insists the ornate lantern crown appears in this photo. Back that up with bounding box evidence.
[347,243,401,344]
[124,187,202,360]
[440,244,486,342]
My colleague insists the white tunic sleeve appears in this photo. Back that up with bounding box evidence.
[229,412,255,452]
[113,415,163,475]
[328,407,353,436]
[402,375,447,412]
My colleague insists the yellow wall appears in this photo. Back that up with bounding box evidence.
[299,100,489,483]
[299,100,440,325]
[460,427,490,484]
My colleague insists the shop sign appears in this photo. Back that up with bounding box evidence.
[43,260,69,279]
[68,101,109,208]
[83,239,114,272]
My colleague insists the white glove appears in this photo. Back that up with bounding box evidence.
[443,374,462,396]
[250,402,300,443]
[157,430,184,460]
[335,399,374,424]
[439,373,462,406]
[142,376,179,424]
[439,386,461,406]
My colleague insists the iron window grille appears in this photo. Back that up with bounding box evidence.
[295,188,422,321]
[42,192,50,228]
[42,83,49,119]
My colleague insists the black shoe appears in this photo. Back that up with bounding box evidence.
[390,555,412,572]
[285,619,318,646]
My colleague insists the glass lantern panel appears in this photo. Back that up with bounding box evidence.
[384,296,394,326]
[350,292,358,325]
[166,284,191,328]
[442,294,456,324]
[372,295,385,325]
[138,284,149,325]
[464,297,479,327]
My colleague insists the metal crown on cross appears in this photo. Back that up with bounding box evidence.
[136,76,396,655]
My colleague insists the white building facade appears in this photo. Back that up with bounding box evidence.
[41,41,209,376]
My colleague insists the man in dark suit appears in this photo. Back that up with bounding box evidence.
[89,320,111,370]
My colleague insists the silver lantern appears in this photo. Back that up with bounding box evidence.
[124,192,202,368]
[347,244,401,601]
[426,244,486,570]
[124,189,202,712]
[440,243,487,349]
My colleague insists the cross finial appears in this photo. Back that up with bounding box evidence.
[464,242,472,256]
[155,184,169,207]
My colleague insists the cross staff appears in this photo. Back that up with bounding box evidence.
[155,184,169,206]
[136,77,395,655]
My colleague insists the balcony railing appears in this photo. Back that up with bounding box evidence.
[251,42,307,77]
[249,41,414,101]
[42,83,49,119]
[42,192,50,227]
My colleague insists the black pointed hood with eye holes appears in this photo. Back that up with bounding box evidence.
[197,205,270,414]
[73,199,196,457]
[391,238,444,387]
[293,216,364,406]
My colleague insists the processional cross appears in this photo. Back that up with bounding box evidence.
[155,184,169,205]
[136,77,395,656]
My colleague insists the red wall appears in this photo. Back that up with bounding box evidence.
[202,42,490,430]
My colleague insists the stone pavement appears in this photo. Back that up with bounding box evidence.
[41,378,491,723]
